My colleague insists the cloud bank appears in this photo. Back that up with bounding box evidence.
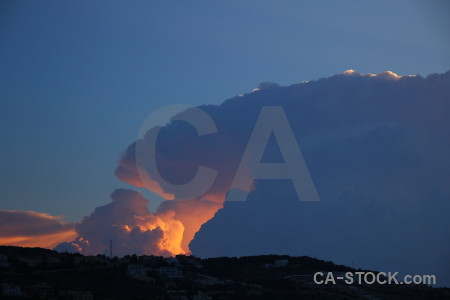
[0,210,76,249]
[115,69,450,285]
[3,69,449,285]
[55,189,188,257]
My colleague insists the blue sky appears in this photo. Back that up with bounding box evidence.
[1,0,449,221]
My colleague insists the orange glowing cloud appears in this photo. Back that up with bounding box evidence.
[0,210,77,249]
[55,189,190,257]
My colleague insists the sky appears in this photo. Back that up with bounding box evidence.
[1,1,449,224]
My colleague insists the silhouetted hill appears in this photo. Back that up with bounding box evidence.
[0,246,449,299]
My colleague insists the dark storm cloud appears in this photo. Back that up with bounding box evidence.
[115,69,450,285]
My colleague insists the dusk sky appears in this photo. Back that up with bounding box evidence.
[1,0,449,220]
[1,0,450,287]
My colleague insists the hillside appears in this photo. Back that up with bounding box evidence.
[0,246,448,299]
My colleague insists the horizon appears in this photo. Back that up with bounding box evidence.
[1,0,449,295]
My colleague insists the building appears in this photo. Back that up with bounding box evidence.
[165,257,181,266]
[158,267,184,279]
[127,264,155,283]
[1,283,23,297]
[193,291,212,300]
[127,264,147,277]
[195,275,226,286]
[138,255,157,265]
[29,282,55,299]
